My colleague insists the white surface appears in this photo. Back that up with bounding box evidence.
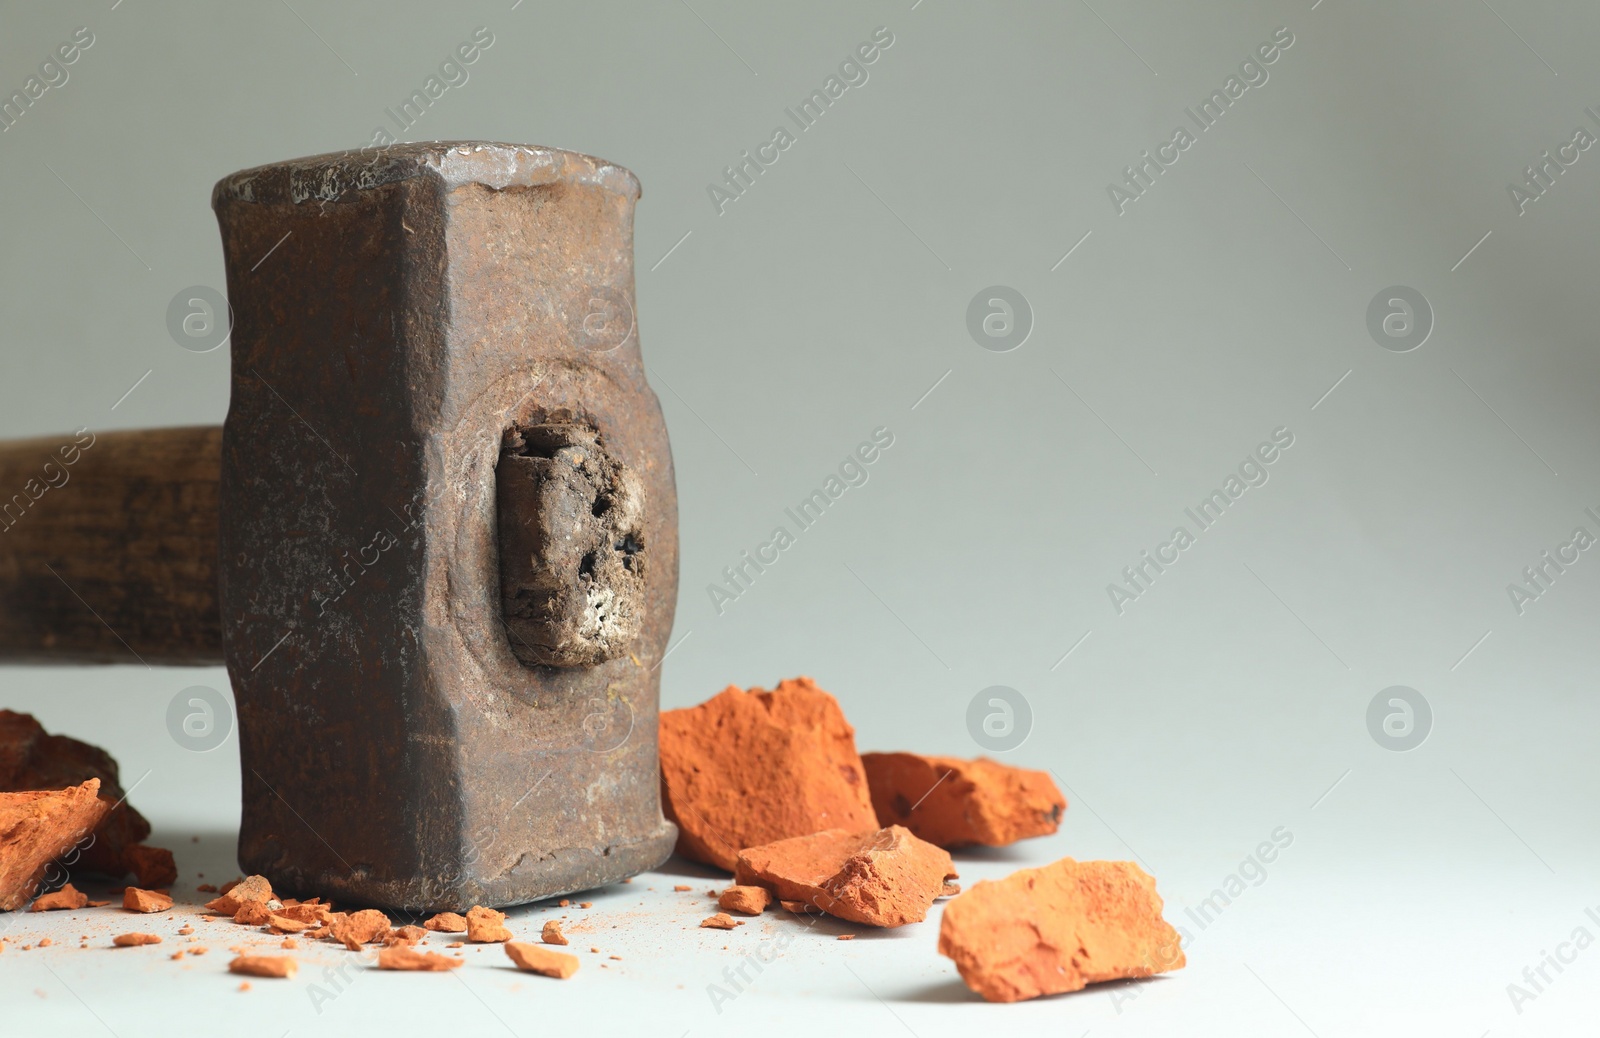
[0,695,1591,1038]
[5,0,1600,1034]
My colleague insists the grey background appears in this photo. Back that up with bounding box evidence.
[2,1,1598,1034]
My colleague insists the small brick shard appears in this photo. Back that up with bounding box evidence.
[377,946,462,971]
[466,905,511,943]
[329,909,391,950]
[504,941,579,978]
[30,882,89,912]
[937,857,1185,1003]
[228,955,298,978]
[204,874,273,916]
[717,885,771,916]
[122,887,173,914]
[735,826,956,928]
[862,753,1065,848]
[424,912,467,933]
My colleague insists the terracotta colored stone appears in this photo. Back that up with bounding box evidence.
[0,779,111,910]
[267,914,312,933]
[205,874,273,915]
[30,882,89,911]
[0,712,178,888]
[504,941,579,978]
[123,844,178,889]
[735,826,956,928]
[274,902,330,925]
[113,932,161,947]
[330,909,391,950]
[377,946,462,971]
[384,925,427,946]
[466,905,511,943]
[233,900,273,926]
[122,887,173,913]
[658,677,877,870]
[937,857,1185,1003]
[718,885,771,916]
[862,753,1065,848]
[700,912,738,930]
[424,911,467,933]
[541,920,568,945]
[229,955,297,978]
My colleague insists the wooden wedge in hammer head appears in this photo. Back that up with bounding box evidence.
[0,142,680,911]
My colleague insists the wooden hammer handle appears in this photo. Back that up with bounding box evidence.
[0,426,221,664]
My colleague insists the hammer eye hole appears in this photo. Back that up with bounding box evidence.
[496,420,646,667]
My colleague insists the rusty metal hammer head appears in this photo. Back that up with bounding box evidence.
[211,142,677,911]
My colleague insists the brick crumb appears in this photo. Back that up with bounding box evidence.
[229,955,297,979]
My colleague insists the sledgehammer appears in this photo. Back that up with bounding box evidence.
[0,143,679,911]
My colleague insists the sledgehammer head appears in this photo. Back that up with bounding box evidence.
[212,142,678,911]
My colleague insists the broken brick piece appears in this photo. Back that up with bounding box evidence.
[672,884,691,892]
[658,677,877,871]
[233,900,273,926]
[273,902,329,925]
[0,711,159,885]
[717,885,771,916]
[383,925,427,946]
[267,914,312,934]
[700,912,738,930]
[0,780,111,911]
[122,887,173,914]
[862,753,1065,848]
[330,909,391,950]
[113,932,162,947]
[541,920,568,946]
[30,882,89,912]
[735,826,957,928]
[123,844,178,889]
[205,874,272,916]
[423,911,467,933]
[466,905,511,943]
[228,955,297,978]
[937,857,1185,1003]
[504,941,579,978]
[377,946,462,971]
